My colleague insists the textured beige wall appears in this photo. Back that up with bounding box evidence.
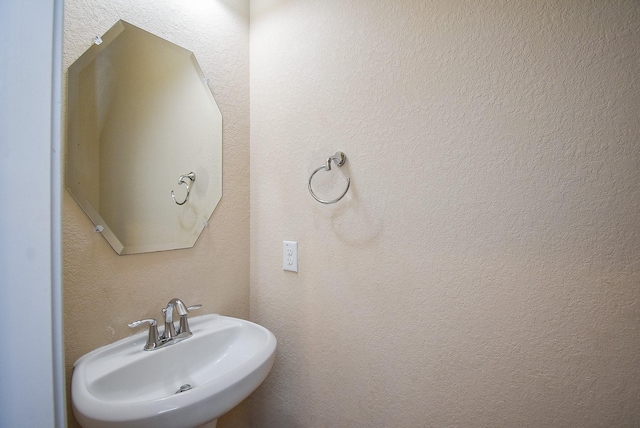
[63,1,249,427]
[250,1,640,427]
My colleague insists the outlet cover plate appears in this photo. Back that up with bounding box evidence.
[283,241,298,272]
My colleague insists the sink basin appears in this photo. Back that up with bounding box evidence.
[72,314,277,428]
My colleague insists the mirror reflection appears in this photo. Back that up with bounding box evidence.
[66,21,222,254]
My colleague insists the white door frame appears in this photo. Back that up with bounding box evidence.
[0,0,65,426]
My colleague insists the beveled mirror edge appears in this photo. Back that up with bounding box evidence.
[67,21,125,75]
[67,190,125,254]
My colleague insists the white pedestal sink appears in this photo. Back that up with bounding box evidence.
[71,314,276,428]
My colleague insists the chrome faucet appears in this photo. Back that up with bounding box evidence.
[128,298,201,351]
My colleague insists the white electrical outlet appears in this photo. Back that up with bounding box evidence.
[283,241,298,272]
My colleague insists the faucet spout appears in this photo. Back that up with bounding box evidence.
[163,298,198,340]
[168,298,189,316]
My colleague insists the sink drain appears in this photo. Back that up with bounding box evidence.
[175,384,192,394]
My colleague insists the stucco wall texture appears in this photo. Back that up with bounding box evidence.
[63,1,250,427]
[250,1,640,427]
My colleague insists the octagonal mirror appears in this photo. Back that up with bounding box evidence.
[66,21,222,255]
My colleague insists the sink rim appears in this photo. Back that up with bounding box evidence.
[71,314,277,428]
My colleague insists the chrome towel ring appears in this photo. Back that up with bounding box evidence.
[308,151,350,204]
[171,172,196,205]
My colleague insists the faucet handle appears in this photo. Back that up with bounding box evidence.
[128,318,156,328]
[175,304,201,336]
[128,318,160,351]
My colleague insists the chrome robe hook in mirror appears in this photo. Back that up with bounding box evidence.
[308,151,350,204]
[171,172,196,205]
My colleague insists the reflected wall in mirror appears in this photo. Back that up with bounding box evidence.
[66,20,222,254]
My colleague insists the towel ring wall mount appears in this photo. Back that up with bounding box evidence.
[308,151,350,204]
[171,172,196,205]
